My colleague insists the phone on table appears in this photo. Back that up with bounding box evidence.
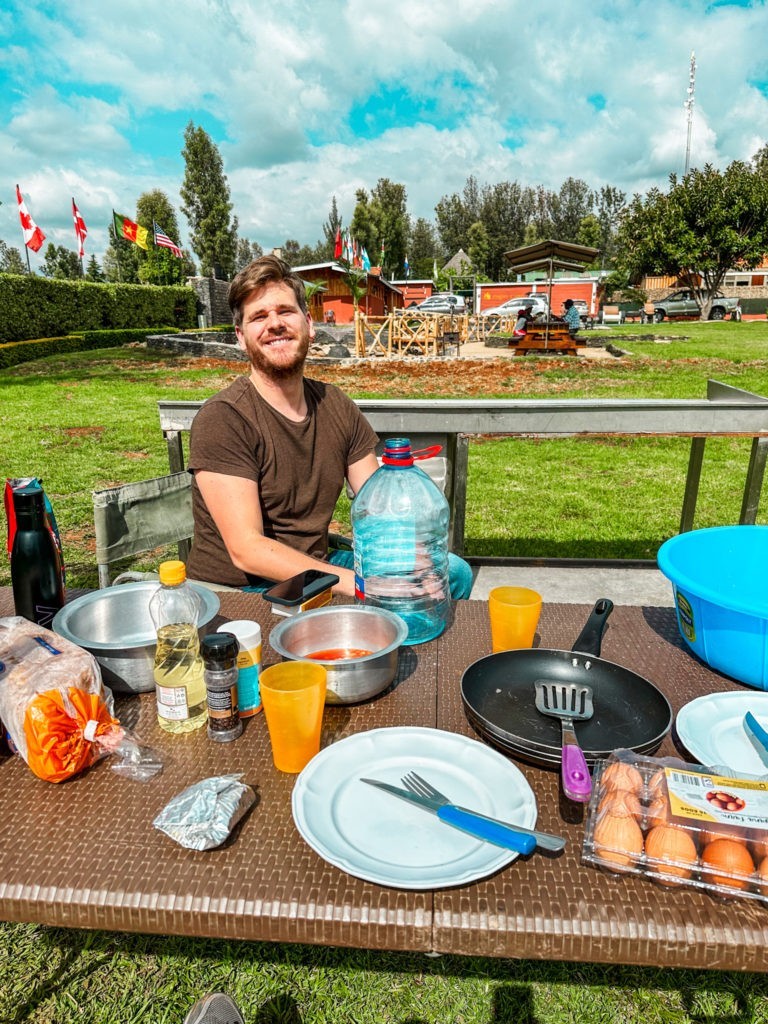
[264,570,340,616]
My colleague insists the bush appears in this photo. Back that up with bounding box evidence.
[0,274,197,343]
[0,328,180,369]
[737,297,768,316]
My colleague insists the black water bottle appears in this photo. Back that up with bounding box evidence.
[10,484,65,627]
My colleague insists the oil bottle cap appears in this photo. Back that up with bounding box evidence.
[158,560,187,586]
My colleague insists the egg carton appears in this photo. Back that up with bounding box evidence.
[581,748,768,904]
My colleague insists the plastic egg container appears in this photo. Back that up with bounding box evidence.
[582,750,768,903]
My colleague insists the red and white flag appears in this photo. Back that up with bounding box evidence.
[72,198,87,257]
[333,227,342,260]
[16,185,46,252]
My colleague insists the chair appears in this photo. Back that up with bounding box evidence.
[93,472,193,588]
[600,305,624,325]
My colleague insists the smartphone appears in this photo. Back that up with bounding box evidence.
[264,569,340,610]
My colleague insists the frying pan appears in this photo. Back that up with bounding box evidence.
[461,599,672,769]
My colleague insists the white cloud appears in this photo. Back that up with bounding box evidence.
[1,0,767,262]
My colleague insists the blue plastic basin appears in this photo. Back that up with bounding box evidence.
[657,525,768,689]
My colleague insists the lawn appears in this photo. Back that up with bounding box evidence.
[2,321,768,1022]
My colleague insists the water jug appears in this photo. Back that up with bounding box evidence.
[351,437,451,644]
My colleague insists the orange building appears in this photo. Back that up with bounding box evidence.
[475,276,603,316]
[294,263,404,323]
[389,279,436,306]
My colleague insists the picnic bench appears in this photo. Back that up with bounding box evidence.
[2,588,768,970]
[157,379,768,561]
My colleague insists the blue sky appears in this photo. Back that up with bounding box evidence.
[1,0,767,266]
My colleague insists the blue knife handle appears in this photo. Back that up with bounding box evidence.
[745,711,768,753]
[436,805,536,855]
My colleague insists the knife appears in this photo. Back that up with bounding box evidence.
[744,711,768,764]
[361,778,561,854]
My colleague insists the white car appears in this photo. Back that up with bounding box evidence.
[413,293,467,314]
[481,295,549,320]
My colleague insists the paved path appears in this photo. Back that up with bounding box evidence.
[469,564,674,607]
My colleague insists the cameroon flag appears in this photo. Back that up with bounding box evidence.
[113,211,149,250]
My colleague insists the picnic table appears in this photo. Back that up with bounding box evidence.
[1,588,767,970]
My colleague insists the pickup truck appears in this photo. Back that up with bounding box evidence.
[651,290,741,322]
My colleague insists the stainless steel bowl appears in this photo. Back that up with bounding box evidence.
[269,605,408,704]
[52,582,220,695]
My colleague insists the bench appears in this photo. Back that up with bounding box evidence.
[158,380,768,564]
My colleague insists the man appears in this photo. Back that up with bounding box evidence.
[561,298,581,337]
[187,254,473,600]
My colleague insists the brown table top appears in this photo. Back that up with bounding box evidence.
[1,589,767,969]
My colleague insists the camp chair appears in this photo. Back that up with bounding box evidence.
[93,472,193,588]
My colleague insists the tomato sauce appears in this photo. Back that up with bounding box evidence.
[307,647,373,661]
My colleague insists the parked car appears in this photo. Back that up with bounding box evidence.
[651,290,741,322]
[414,293,467,314]
[481,295,549,321]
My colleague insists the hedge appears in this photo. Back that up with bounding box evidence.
[0,328,180,370]
[0,273,197,343]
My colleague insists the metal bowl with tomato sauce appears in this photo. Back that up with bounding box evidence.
[268,605,408,704]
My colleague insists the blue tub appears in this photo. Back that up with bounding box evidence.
[657,525,768,690]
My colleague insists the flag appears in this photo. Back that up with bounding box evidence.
[333,227,342,260]
[433,258,438,280]
[379,240,386,265]
[113,211,148,250]
[16,185,46,252]
[153,221,183,258]
[72,198,87,258]
[404,253,410,278]
[362,246,371,272]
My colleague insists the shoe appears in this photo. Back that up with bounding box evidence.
[183,993,245,1024]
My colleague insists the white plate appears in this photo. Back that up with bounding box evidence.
[292,726,537,890]
[676,692,768,776]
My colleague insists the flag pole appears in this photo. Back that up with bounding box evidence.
[112,210,122,284]
[17,185,31,273]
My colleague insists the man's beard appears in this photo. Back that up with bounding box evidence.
[245,327,311,380]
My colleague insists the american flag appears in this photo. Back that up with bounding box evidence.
[153,221,183,258]
[72,198,87,257]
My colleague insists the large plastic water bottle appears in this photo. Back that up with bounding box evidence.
[351,437,451,644]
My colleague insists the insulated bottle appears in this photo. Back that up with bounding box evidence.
[10,484,65,627]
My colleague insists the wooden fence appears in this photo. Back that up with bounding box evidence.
[354,311,519,357]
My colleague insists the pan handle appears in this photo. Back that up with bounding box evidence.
[570,598,614,657]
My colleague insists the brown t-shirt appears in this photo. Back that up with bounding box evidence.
[186,375,378,586]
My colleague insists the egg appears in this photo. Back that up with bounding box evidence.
[593,812,644,871]
[647,768,669,802]
[645,795,671,831]
[600,762,644,797]
[645,825,698,884]
[749,834,768,861]
[757,856,768,897]
[701,838,755,890]
[597,788,643,822]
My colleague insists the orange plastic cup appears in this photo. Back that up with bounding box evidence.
[488,587,542,652]
[259,662,327,773]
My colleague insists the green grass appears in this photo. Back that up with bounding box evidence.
[3,325,768,1020]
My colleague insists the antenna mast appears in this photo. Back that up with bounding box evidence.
[684,51,696,175]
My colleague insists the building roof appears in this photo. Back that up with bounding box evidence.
[442,248,471,273]
[292,262,403,295]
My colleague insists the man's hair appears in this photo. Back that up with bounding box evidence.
[564,298,574,308]
[228,254,308,327]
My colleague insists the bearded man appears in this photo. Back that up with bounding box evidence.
[187,254,473,600]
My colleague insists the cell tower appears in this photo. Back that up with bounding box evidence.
[684,51,697,175]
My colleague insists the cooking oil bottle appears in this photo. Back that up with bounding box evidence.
[149,560,206,734]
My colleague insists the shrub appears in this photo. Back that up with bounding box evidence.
[0,274,197,343]
[0,328,180,369]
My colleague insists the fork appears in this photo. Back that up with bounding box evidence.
[402,772,566,853]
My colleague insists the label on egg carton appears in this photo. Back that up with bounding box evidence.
[665,767,768,834]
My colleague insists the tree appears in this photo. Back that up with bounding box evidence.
[435,176,481,258]
[41,243,81,279]
[134,190,191,285]
[180,122,238,278]
[235,238,263,272]
[0,240,27,274]
[85,254,105,282]
[548,177,593,242]
[576,214,603,266]
[407,217,439,279]
[616,161,768,319]
[594,185,626,264]
[369,178,408,278]
[466,221,490,276]
[350,188,378,259]
[753,143,768,177]
[103,222,140,283]
[322,195,343,260]
[477,180,534,280]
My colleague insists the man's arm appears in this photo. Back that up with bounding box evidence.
[346,452,379,495]
[195,470,358,596]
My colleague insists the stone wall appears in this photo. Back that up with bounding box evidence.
[188,277,232,326]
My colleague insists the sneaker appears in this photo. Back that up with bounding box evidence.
[183,993,245,1024]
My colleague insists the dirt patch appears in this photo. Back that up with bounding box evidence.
[62,426,105,438]
[122,451,150,460]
